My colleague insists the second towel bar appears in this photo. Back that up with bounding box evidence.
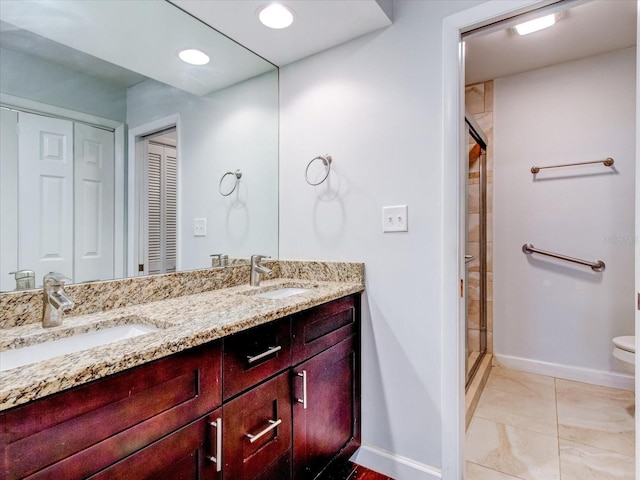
[522,244,605,272]
[531,157,614,174]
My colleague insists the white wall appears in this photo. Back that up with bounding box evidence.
[279,1,484,476]
[126,71,279,270]
[493,48,636,386]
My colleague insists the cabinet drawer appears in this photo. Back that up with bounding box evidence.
[223,318,291,400]
[292,295,356,364]
[1,342,222,480]
[223,370,292,480]
[88,410,222,480]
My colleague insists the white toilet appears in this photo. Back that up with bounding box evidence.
[612,336,635,374]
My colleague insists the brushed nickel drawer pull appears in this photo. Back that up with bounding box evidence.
[246,345,282,364]
[296,370,307,409]
[246,419,282,443]
[207,417,222,472]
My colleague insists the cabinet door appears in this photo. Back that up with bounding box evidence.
[293,336,359,480]
[89,410,222,480]
[223,371,292,480]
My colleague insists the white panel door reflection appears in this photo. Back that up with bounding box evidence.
[74,123,115,283]
[18,112,74,284]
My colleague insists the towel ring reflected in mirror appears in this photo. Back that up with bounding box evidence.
[305,154,332,186]
[219,169,242,196]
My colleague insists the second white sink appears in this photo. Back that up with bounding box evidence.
[255,287,310,299]
[0,324,160,372]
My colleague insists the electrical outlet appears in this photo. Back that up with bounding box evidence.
[382,205,408,233]
[194,218,207,237]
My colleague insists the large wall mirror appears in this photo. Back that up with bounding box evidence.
[0,0,279,292]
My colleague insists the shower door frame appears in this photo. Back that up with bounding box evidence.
[465,116,488,387]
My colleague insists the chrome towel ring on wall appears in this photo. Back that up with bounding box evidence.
[305,154,332,186]
[219,169,242,196]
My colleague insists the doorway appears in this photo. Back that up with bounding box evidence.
[127,115,181,277]
[442,1,638,478]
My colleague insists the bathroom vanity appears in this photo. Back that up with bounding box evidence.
[0,262,363,480]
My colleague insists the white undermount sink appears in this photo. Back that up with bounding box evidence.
[254,287,310,299]
[0,324,160,372]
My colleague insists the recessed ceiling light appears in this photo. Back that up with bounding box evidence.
[514,13,557,36]
[178,49,210,65]
[258,3,294,29]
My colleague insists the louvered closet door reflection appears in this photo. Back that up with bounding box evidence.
[147,142,176,275]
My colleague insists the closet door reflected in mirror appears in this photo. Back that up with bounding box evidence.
[0,109,116,291]
[142,135,177,276]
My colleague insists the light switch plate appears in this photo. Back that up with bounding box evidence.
[382,205,408,232]
[194,218,207,237]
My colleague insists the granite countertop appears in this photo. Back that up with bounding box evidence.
[0,278,363,411]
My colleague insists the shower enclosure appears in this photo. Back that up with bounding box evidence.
[465,115,488,386]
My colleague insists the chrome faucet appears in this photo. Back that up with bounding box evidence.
[9,270,35,291]
[250,254,272,287]
[42,272,74,328]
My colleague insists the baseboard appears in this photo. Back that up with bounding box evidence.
[494,354,634,391]
[350,444,442,480]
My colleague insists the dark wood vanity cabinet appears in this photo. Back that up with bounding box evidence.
[0,342,223,480]
[219,294,360,480]
[0,293,360,480]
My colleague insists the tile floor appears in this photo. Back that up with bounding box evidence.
[466,366,635,479]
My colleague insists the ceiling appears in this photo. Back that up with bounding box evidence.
[0,21,147,89]
[171,0,393,66]
[0,0,275,96]
[4,1,631,96]
[465,0,637,85]
[0,0,392,95]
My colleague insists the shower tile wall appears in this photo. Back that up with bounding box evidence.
[465,81,494,356]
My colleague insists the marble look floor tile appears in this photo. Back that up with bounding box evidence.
[475,388,557,436]
[557,403,635,457]
[466,418,560,480]
[559,438,635,480]
[555,379,634,413]
[486,367,556,402]
[466,461,523,479]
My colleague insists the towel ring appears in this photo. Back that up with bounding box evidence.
[219,170,242,196]
[305,154,332,186]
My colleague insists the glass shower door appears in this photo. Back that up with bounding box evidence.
[466,129,487,386]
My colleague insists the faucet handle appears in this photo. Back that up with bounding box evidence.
[210,253,229,267]
[251,254,271,262]
[43,272,71,285]
[9,270,36,290]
